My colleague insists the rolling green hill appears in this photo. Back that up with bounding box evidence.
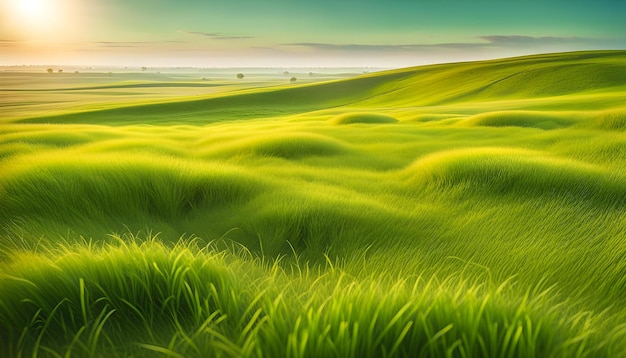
[18,50,626,126]
[1,51,625,357]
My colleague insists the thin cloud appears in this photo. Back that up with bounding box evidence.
[214,36,256,40]
[183,31,221,37]
[284,35,614,53]
[92,40,188,48]
[178,30,255,40]
[283,42,483,52]
[0,39,22,46]
[478,35,626,50]
[94,41,151,48]
[479,35,589,46]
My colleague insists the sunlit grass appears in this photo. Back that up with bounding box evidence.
[1,234,622,357]
[1,51,625,356]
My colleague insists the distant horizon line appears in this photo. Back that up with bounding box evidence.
[0,65,387,69]
[1,50,624,71]
[0,65,393,74]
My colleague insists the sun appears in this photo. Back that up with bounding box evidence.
[11,0,52,23]
[4,0,73,40]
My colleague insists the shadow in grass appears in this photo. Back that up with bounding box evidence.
[332,112,398,125]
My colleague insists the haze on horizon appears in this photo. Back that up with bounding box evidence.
[1,0,624,68]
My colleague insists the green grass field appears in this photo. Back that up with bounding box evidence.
[1,51,625,357]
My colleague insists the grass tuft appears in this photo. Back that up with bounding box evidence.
[460,111,577,130]
[0,234,618,357]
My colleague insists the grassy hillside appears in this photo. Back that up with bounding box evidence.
[14,50,626,126]
[1,51,625,357]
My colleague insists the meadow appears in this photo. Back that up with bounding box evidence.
[0,51,625,357]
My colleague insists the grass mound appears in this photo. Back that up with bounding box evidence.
[0,153,265,223]
[206,133,349,159]
[232,187,417,257]
[460,111,576,129]
[403,148,626,206]
[332,112,398,125]
[0,235,612,358]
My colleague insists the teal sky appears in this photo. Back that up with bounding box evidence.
[1,0,624,67]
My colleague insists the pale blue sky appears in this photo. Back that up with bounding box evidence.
[1,0,624,67]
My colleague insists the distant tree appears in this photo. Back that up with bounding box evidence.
[309,72,314,77]
[283,71,290,75]
[141,66,147,72]
[58,69,63,73]
[46,68,53,74]
[236,73,244,79]
[290,77,297,83]
[107,72,112,77]
[74,71,79,74]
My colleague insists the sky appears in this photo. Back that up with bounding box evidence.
[0,0,625,68]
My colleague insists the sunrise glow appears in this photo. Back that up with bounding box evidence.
[4,0,72,41]
[0,0,624,68]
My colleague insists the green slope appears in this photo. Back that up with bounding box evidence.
[358,50,626,106]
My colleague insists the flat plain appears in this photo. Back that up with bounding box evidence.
[1,51,625,357]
